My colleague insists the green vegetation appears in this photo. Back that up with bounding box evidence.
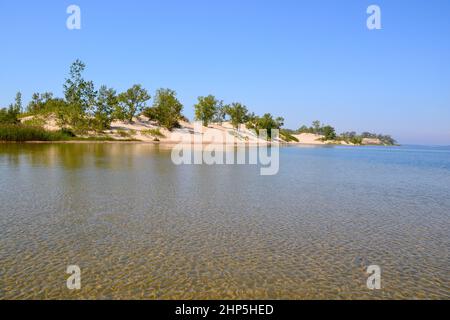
[339,132,363,145]
[19,60,159,134]
[298,120,334,137]
[194,95,222,127]
[0,124,123,142]
[321,125,337,141]
[0,125,72,142]
[336,131,396,145]
[143,88,184,130]
[2,60,397,145]
[22,116,46,127]
[27,92,55,114]
[2,60,178,140]
[61,59,97,132]
[14,92,23,114]
[116,84,150,123]
[0,92,22,125]
[0,106,20,125]
[247,113,284,139]
[229,130,249,142]
[95,86,118,131]
[141,128,165,138]
[213,103,227,124]
[280,130,299,142]
[223,103,249,130]
[297,121,396,145]
[30,96,68,117]
[115,130,132,138]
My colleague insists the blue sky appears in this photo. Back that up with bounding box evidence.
[1,0,449,145]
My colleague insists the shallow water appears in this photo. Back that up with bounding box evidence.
[0,143,449,299]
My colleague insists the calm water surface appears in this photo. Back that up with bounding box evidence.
[0,143,449,299]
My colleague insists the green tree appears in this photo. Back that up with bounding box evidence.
[322,125,336,140]
[28,93,42,113]
[0,106,19,124]
[63,60,97,114]
[27,92,54,113]
[95,86,118,130]
[14,92,22,114]
[194,95,220,127]
[379,135,396,145]
[62,60,97,129]
[213,103,227,124]
[116,84,150,122]
[298,125,313,134]
[224,102,249,130]
[144,88,183,130]
[350,136,363,145]
[312,120,321,134]
[247,113,284,139]
[0,93,22,124]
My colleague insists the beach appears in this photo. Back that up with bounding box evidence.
[17,115,374,146]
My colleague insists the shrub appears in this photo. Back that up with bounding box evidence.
[22,117,46,127]
[280,130,299,142]
[0,107,19,125]
[116,129,131,138]
[322,125,336,141]
[349,136,363,145]
[246,113,284,140]
[141,128,165,138]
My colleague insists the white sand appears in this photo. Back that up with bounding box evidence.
[19,115,366,145]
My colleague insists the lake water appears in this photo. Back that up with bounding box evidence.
[0,143,449,299]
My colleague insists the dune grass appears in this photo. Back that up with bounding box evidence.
[141,128,165,138]
[0,125,74,142]
[0,125,141,142]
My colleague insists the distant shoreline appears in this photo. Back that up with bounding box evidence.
[0,140,397,147]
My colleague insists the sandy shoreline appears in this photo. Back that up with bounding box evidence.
[0,140,363,147]
[7,115,388,146]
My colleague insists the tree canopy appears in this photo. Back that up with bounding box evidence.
[194,95,222,127]
[1,59,397,145]
[224,103,249,129]
[144,88,183,130]
[247,113,284,139]
[116,84,150,122]
[95,86,118,130]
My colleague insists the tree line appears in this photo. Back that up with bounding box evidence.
[297,120,396,145]
[1,60,286,136]
[1,60,396,145]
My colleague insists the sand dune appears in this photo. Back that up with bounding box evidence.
[19,115,362,145]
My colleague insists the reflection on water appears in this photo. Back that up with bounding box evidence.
[0,143,449,299]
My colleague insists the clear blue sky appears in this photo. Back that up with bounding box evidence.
[1,0,449,145]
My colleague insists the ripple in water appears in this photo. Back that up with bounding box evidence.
[0,144,449,299]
